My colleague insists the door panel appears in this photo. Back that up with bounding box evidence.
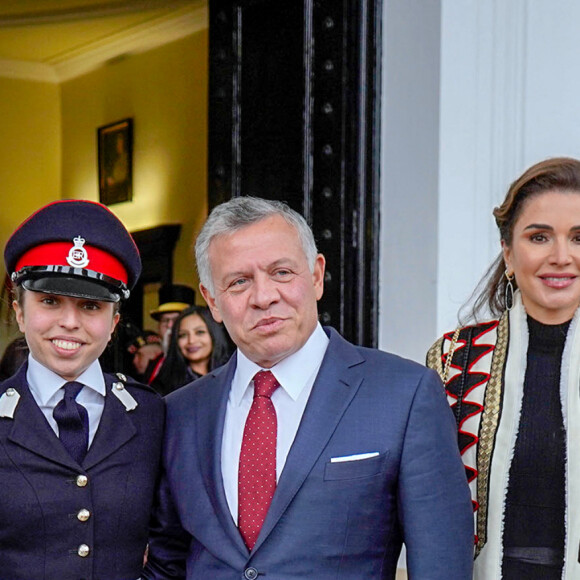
[209,0,381,347]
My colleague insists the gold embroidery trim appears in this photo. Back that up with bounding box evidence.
[426,336,445,379]
[442,328,461,384]
[475,311,508,557]
[426,328,461,385]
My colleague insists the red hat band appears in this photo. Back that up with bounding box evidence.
[14,239,128,284]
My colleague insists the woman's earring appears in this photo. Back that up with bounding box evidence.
[504,269,515,311]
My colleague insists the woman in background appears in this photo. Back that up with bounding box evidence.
[427,157,580,579]
[152,305,232,395]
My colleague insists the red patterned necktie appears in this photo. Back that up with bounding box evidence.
[238,370,280,550]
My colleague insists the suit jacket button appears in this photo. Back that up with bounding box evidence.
[244,567,258,579]
[77,544,90,557]
[77,509,91,522]
[76,475,88,487]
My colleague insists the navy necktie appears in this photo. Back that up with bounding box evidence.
[53,381,89,464]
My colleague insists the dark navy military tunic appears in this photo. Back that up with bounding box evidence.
[0,363,164,580]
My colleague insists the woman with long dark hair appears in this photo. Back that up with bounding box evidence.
[152,305,232,395]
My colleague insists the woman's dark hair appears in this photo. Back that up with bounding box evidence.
[465,157,580,322]
[0,336,28,381]
[152,305,233,396]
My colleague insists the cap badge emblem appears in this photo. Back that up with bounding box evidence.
[66,236,90,268]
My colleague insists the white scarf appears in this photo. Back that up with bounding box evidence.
[475,292,580,580]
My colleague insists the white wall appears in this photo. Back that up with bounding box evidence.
[379,0,441,362]
[437,0,528,333]
[437,0,580,334]
[523,2,580,162]
[380,0,580,362]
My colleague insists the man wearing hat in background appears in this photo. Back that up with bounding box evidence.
[0,199,164,580]
[150,283,196,349]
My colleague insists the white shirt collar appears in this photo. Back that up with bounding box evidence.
[26,354,106,406]
[232,323,329,406]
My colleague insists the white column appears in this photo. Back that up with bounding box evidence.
[437,0,528,333]
[379,0,442,362]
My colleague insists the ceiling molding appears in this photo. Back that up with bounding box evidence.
[0,58,57,83]
[0,1,194,26]
[0,3,207,83]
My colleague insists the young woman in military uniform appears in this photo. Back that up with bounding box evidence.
[0,199,164,579]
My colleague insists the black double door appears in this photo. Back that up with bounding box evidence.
[208,0,382,347]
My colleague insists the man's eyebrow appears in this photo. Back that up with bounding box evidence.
[222,258,298,279]
[221,270,250,281]
[269,258,298,267]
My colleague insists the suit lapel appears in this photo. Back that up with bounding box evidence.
[195,355,249,556]
[83,376,136,470]
[6,366,80,470]
[253,329,365,552]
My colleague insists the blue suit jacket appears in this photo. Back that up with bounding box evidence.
[0,363,164,580]
[144,328,473,579]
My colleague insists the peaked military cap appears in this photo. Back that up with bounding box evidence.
[5,199,141,302]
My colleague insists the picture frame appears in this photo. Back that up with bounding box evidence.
[97,118,133,205]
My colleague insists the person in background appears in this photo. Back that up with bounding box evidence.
[149,283,196,350]
[0,336,29,381]
[126,330,164,385]
[151,305,232,396]
[143,196,473,580]
[427,157,580,579]
[0,199,164,580]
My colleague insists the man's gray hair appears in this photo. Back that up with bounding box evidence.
[195,196,319,295]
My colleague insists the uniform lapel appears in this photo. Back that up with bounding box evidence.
[195,355,249,556]
[5,365,80,470]
[253,329,365,552]
[83,376,136,470]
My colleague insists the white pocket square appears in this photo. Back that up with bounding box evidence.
[330,452,380,463]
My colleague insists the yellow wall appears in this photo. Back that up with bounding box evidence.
[0,29,208,346]
[0,77,61,243]
[61,30,209,300]
[0,78,61,346]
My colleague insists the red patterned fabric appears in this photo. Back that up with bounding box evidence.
[238,370,279,550]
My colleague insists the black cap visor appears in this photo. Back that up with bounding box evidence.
[22,275,122,302]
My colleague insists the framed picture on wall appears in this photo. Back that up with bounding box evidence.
[97,118,133,205]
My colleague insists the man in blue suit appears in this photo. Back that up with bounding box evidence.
[144,197,473,579]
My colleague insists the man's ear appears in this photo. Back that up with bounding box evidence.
[312,254,326,301]
[200,284,223,323]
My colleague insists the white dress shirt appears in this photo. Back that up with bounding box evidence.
[26,354,106,447]
[221,323,329,522]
